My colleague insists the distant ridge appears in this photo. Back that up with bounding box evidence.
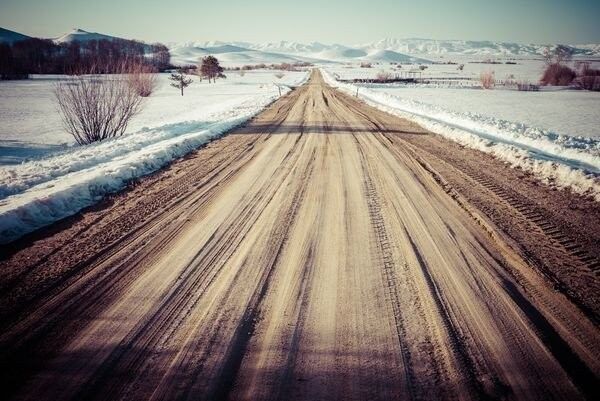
[53,28,121,44]
[357,37,600,57]
[3,26,599,60]
[0,27,31,44]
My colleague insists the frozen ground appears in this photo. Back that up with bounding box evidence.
[0,70,308,242]
[322,68,600,200]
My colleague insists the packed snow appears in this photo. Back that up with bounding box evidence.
[322,68,600,201]
[0,70,309,242]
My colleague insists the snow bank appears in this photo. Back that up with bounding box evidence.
[321,69,600,201]
[0,71,309,243]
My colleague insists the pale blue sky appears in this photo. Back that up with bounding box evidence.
[1,0,599,44]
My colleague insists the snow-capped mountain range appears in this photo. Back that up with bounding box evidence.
[184,38,600,57]
[2,27,599,66]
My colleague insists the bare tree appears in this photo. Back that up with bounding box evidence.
[479,70,495,89]
[54,63,145,145]
[376,70,393,81]
[169,68,192,96]
[457,64,465,71]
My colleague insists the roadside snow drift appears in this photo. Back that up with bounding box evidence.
[321,69,600,201]
[0,70,309,243]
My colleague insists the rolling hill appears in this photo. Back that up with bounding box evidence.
[0,27,31,44]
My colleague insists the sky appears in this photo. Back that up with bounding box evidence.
[1,0,599,45]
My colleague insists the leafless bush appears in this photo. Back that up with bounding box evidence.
[419,65,428,71]
[457,64,465,71]
[479,70,495,89]
[574,64,600,90]
[375,70,393,81]
[274,72,285,79]
[575,76,600,91]
[54,63,145,145]
[126,63,157,97]
[360,62,372,68]
[540,63,576,86]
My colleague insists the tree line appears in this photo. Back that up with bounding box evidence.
[0,38,171,79]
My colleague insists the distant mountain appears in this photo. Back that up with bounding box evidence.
[54,28,121,44]
[249,41,330,54]
[168,40,436,66]
[51,28,157,54]
[315,47,368,59]
[169,37,600,66]
[215,37,600,58]
[7,26,598,63]
[0,27,31,44]
[358,38,600,57]
[363,49,429,63]
[168,43,308,66]
[52,28,158,50]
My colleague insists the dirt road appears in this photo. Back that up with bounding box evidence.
[1,70,599,400]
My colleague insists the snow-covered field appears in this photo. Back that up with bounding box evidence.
[326,58,600,85]
[363,86,600,139]
[0,70,308,242]
[322,68,600,200]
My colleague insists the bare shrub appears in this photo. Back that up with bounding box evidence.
[127,63,157,97]
[540,63,576,86]
[457,64,465,71]
[479,70,495,89]
[54,63,145,145]
[274,72,285,79]
[419,65,428,71]
[575,76,600,91]
[360,62,372,68]
[574,64,600,90]
[375,70,393,81]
